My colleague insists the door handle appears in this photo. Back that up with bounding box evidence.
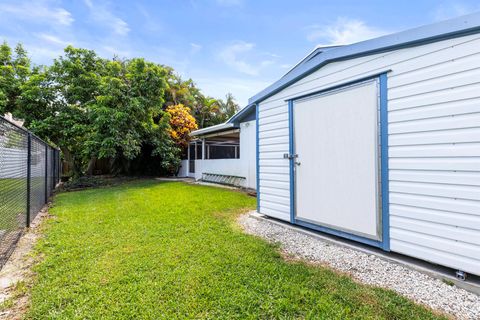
[283,153,298,159]
[295,161,301,166]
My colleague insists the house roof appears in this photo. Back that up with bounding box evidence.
[249,12,480,105]
[190,122,235,137]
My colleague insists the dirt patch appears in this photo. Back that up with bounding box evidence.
[0,207,51,320]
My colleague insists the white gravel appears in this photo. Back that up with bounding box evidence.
[239,213,480,320]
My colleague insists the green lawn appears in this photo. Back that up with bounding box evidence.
[26,180,444,319]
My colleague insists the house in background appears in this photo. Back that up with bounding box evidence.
[178,106,256,190]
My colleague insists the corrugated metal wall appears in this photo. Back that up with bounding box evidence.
[257,33,480,275]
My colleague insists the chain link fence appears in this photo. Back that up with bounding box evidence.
[0,115,60,269]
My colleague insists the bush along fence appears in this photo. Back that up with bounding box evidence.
[0,115,60,269]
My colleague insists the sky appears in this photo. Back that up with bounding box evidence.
[0,1,479,106]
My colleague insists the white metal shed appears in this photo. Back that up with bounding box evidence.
[246,13,480,277]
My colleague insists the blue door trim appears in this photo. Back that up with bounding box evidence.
[285,71,391,102]
[379,73,390,251]
[287,72,390,251]
[288,100,295,223]
[255,103,260,213]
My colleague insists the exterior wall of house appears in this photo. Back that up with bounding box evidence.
[178,159,189,177]
[186,120,257,189]
[257,33,480,275]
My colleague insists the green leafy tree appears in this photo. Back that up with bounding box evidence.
[0,42,31,114]
[217,93,240,122]
[1,42,239,177]
[85,58,174,174]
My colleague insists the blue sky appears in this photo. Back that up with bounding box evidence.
[0,1,479,106]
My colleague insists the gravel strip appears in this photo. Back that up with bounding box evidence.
[239,213,480,320]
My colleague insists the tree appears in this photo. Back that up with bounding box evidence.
[85,58,173,174]
[163,72,240,128]
[217,93,240,122]
[0,42,31,115]
[1,42,238,177]
[166,104,198,148]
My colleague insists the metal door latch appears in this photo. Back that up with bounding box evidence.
[283,153,298,159]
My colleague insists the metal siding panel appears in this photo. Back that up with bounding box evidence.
[260,193,290,206]
[390,181,480,201]
[258,112,289,125]
[258,100,286,111]
[258,121,289,132]
[390,204,480,230]
[259,179,290,190]
[389,143,480,158]
[389,127,480,146]
[389,112,480,134]
[259,172,289,182]
[258,136,289,146]
[391,215,479,244]
[259,105,288,118]
[259,159,289,167]
[389,46,480,87]
[390,228,480,261]
[259,152,288,160]
[259,143,290,153]
[390,239,480,275]
[260,186,291,197]
[259,128,290,139]
[389,82,480,110]
[259,165,290,174]
[389,169,480,186]
[389,157,480,171]
[261,200,291,213]
[389,66,480,100]
[390,192,480,216]
[260,206,290,221]
[389,97,480,122]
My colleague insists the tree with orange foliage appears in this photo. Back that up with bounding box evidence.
[165,104,198,148]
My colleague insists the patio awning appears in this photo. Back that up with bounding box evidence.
[190,122,237,138]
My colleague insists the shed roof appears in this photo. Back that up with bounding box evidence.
[249,12,480,105]
[192,13,480,137]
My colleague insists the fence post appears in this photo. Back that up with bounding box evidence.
[26,133,31,228]
[45,144,48,203]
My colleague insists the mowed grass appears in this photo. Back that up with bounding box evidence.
[27,180,445,319]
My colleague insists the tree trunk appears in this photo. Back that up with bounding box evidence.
[85,157,97,176]
[61,147,82,178]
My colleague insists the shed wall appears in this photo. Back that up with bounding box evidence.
[257,33,480,275]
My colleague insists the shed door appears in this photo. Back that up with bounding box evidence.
[293,80,381,240]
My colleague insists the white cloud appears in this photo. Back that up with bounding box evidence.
[432,3,480,21]
[0,1,74,26]
[306,17,388,45]
[190,43,202,55]
[218,41,278,76]
[35,33,71,47]
[219,41,258,75]
[83,0,130,36]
